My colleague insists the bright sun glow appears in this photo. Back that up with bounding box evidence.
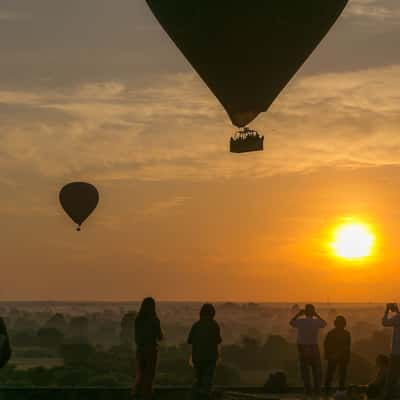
[331,222,375,260]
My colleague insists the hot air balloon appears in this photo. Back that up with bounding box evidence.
[146,0,348,152]
[59,182,99,231]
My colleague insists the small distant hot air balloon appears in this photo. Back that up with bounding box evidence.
[146,0,348,153]
[59,182,99,231]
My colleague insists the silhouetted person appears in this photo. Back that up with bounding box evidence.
[188,303,222,400]
[382,303,400,400]
[0,316,11,369]
[324,315,351,393]
[367,355,389,398]
[290,304,327,396]
[133,298,163,400]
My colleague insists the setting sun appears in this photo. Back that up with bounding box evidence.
[331,222,375,260]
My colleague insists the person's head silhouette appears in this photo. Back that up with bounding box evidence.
[200,303,216,319]
[304,304,316,317]
[138,297,157,319]
[334,315,347,329]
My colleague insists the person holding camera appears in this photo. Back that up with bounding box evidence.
[290,304,327,396]
[382,303,400,400]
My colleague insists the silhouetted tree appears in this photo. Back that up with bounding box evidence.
[10,330,38,347]
[353,330,391,363]
[60,343,94,367]
[68,316,89,343]
[347,352,374,385]
[37,328,64,349]
[44,313,68,333]
[120,311,136,348]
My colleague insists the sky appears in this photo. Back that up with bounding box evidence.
[1,0,400,302]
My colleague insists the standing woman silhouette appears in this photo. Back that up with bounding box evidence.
[133,297,163,400]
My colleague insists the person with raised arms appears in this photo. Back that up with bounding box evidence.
[290,304,327,396]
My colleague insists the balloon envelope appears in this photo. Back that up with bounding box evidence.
[146,0,348,127]
[59,182,99,229]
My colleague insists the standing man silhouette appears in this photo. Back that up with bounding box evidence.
[382,303,400,400]
[290,304,327,396]
[188,303,222,400]
[324,315,351,393]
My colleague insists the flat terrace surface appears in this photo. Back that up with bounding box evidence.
[0,387,301,400]
[0,387,367,400]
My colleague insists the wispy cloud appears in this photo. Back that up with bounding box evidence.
[1,65,400,183]
[143,196,190,218]
[0,10,26,22]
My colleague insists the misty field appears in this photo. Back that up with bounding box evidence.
[0,302,388,387]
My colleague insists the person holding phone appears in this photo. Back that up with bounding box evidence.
[382,303,400,400]
[290,304,327,396]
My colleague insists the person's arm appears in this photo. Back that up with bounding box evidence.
[324,331,330,359]
[290,310,304,327]
[314,311,327,328]
[0,318,5,333]
[382,304,396,327]
[216,324,222,345]
[0,318,7,348]
[0,334,5,350]
[187,325,194,367]
[134,320,140,346]
[216,323,222,364]
[346,332,351,360]
[187,325,194,345]
[157,319,163,341]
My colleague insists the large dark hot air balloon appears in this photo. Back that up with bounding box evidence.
[146,0,348,152]
[59,182,99,231]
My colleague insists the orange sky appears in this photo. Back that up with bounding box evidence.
[1,0,400,301]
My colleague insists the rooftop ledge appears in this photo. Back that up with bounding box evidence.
[0,387,311,400]
[0,387,377,400]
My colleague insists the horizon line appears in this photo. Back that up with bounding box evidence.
[0,300,385,304]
